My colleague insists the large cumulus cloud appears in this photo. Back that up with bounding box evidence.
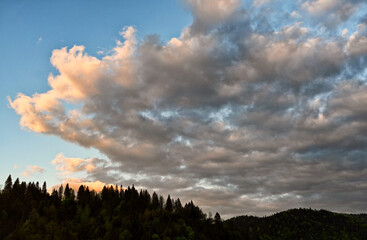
[9,0,367,217]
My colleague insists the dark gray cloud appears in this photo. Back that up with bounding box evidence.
[9,0,367,218]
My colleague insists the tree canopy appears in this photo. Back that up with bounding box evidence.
[1,175,366,240]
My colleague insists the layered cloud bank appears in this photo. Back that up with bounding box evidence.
[9,0,367,217]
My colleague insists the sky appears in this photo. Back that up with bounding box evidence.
[1,0,367,218]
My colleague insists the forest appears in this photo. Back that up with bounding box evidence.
[1,175,367,240]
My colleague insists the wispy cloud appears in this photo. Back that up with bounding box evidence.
[21,165,45,177]
[9,0,367,217]
[37,36,43,44]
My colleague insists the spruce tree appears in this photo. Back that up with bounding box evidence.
[166,195,173,212]
[4,174,12,192]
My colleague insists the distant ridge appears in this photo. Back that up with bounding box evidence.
[227,208,367,239]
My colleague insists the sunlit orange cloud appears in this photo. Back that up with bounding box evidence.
[7,93,57,133]
[52,178,115,192]
[51,153,96,175]
[8,26,138,136]
[49,45,106,101]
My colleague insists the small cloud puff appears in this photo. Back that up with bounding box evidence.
[37,37,43,44]
[21,165,45,178]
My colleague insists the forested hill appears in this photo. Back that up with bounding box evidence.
[227,209,367,239]
[1,175,366,240]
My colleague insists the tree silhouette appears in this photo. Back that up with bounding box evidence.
[214,212,221,224]
[1,175,367,240]
[4,175,12,192]
[64,183,71,199]
[42,181,47,195]
[165,195,173,212]
[152,191,159,209]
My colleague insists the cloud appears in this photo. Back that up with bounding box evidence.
[50,153,116,193]
[51,153,99,175]
[341,28,349,38]
[185,0,240,23]
[37,37,42,44]
[183,0,242,33]
[9,1,367,217]
[253,0,271,7]
[50,152,117,183]
[52,178,112,192]
[345,23,367,57]
[301,0,365,27]
[21,165,45,177]
[302,0,340,15]
[277,22,308,39]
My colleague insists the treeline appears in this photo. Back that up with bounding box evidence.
[1,175,367,240]
[0,175,227,240]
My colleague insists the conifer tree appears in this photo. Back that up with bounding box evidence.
[42,181,47,195]
[58,185,64,199]
[166,195,173,212]
[64,183,71,199]
[214,212,221,224]
[152,192,159,209]
[4,174,12,192]
[175,198,182,210]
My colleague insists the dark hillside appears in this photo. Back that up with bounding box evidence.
[227,209,367,239]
